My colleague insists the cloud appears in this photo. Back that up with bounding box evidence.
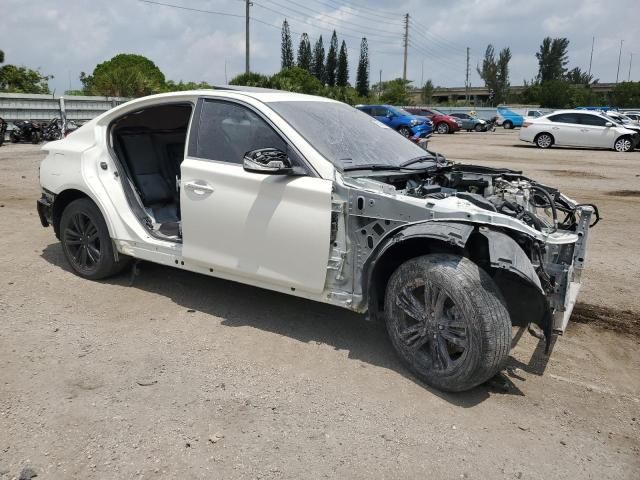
[0,0,638,92]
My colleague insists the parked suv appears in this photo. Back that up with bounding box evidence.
[38,88,597,392]
[519,110,639,152]
[403,107,461,134]
[356,105,432,139]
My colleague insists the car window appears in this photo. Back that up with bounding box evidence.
[358,106,372,115]
[548,113,580,124]
[577,114,608,126]
[193,100,286,164]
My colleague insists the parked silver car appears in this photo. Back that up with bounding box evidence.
[519,110,639,152]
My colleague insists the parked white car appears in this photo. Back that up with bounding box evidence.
[622,111,640,124]
[519,109,639,152]
[38,88,598,392]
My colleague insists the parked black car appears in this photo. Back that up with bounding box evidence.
[10,120,43,144]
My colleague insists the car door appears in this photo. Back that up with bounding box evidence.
[575,113,614,148]
[547,113,582,146]
[180,97,333,293]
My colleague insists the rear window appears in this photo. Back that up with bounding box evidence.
[549,113,580,124]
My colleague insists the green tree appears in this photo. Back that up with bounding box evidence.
[297,33,312,72]
[537,79,572,108]
[164,80,214,91]
[421,79,434,104]
[0,64,52,93]
[325,30,338,87]
[229,71,270,87]
[81,53,165,97]
[536,37,570,82]
[356,37,369,97]
[281,19,294,70]
[0,50,4,64]
[311,35,325,83]
[336,40,349,87]
[609,81,640,108]
[380,78,412,105]
[269,66,323,95]
[566,67,596,85]
[477,44,511,105]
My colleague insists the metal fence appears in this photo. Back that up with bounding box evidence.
[0,93,131,124]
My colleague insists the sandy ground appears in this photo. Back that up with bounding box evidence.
[0,136,639,480]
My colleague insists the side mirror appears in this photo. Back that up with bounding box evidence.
[243,148,293,175]
[605,122,613,127]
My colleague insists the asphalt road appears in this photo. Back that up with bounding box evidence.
[0,135,639,480]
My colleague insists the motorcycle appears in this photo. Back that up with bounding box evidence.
[42,118,64,141]
[0,117,7,147]
[485,116,498,132]
[10,120,43,144]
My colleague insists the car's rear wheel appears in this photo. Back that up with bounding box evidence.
[614,136,633,152]
[384,254,511,392]
[436,122,449,134]
[503,120,513,129]
[60,198,130,280]
[398,126,411,137]
[535,132,553,149]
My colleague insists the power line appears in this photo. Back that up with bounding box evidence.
[138,0,244,19]
[301,0,403,26]
[313,0,400,21]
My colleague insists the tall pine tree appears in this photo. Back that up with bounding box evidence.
[336,40,348,87]
[311,35,325,83]
[280,20,294,69]
[297,33,312,72]
[325,31,338,87]
[356,37,369,97]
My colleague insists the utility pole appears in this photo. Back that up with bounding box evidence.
[629,53,633,81]
[421,58,424,87]
[245,0,251,74]
[402,13,409,82]
[465,47,470,105]
[379,69,382,98]
[588,36,594,77]
[616,39,623,84]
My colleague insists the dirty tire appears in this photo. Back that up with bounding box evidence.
[436,122,449,134]
[614,136,633,152]
[398,126,412,138]
[535,132,553,149]
[385,254,511,392]
[60,198,130,280]
[503,120,513,129]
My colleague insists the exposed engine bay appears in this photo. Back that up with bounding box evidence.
[387,163,599,234]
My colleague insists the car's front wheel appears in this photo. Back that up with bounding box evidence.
[384,254,511,392]
[398,126,411,137]
[614,136,633,152]
[474,124,484,132]
[60,198,130,280]
[436,122,449,134]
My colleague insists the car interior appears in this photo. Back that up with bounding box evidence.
[110,103,192,240]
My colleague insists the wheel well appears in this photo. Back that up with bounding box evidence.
[366,232,546,328]
[52,189,90,238]
[534,132,554,144]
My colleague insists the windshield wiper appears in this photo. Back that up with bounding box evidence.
[400,155,436,168]
[342,164,404,172]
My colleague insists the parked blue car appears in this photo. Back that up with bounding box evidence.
[356,104,433,140]
[496,106,524,129]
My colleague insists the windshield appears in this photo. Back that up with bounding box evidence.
[267,100,432,170]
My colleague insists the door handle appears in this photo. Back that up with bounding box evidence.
[184,181,215,194]
[552,127,560,130]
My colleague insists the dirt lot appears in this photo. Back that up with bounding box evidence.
[1,134,639,479]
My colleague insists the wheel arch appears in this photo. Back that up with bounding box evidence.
[534,131,554,145]
[363,221,550,336]
[52,188,113,240]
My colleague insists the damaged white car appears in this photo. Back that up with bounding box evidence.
[37,88,598,392]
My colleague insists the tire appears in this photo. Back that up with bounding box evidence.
[31,132,42,144]
[436,122,449,134]
[10,132,19,143]
[614,136,633,152]
[384,254,511,392]
[60,198,130,280]
[503,120,513,129]
[535,132,553,149]
[398,126,411,137]
[474,124,484,132]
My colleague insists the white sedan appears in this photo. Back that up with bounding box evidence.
[37,88,597,392]
[519,110,639,152]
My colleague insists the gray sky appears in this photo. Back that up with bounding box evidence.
[1,0,638,93]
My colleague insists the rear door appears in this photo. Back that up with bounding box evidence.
[547,113,581,146]
[180,98,333,293]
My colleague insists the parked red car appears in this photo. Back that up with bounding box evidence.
[403,107,462,134]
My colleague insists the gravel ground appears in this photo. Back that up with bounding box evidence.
[1,135,639,480]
